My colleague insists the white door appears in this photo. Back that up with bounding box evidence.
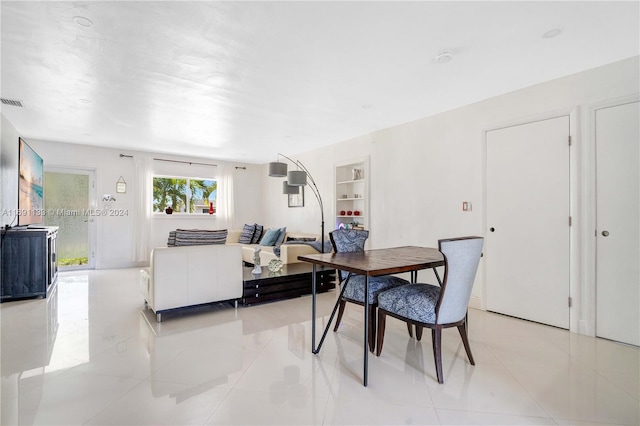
[486,116,571,329]
[595,101,639,346]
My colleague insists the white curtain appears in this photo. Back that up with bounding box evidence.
[217,164,236,229]
[131,156,151,263]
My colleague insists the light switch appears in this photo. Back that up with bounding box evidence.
[462,201,472,211]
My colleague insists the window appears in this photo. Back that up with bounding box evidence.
[153,176,217,214]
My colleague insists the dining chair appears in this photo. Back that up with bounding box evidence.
[329,229,410,352]
[375,236,483,383]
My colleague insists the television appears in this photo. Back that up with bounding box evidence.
[18,138,44,226]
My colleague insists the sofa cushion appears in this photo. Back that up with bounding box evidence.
[251,224,264,244]
[275,227,287,246]
[260,228,281,246]
[174,229,228,246]
[238,224,256,244]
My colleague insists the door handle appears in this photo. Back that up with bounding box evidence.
[490,227,495,232]
[602,230,609,237]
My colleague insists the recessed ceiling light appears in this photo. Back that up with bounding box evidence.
[72,16,94,27]
[79,99,92,104]
[542,28,562,39]
[435,50,454,64]
[361,104,373,109]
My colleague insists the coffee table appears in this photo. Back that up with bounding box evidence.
[241,263,336,306]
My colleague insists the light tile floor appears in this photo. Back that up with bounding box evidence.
[1,269,638,425]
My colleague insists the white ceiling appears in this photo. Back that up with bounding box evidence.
[1,1,638,164]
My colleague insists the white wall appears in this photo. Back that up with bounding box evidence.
[263,56,640,333]
[5,139,263,269]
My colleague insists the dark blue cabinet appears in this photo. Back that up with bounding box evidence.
[1,227,58,301]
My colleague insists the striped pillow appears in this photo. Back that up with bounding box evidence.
[251,224,264,244]
[238,224,257,244]
[174,229,228,246]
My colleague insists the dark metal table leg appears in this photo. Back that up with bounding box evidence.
[312,264,317,353]
[314,273,350,353]
[313,271,351,354]
[433,267,442,286]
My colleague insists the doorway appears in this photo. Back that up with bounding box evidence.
[44,168,96,270]
[486,115,571,329]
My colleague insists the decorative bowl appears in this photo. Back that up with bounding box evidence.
[268,258,284,272]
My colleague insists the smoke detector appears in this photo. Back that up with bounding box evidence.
[435,50,454,64]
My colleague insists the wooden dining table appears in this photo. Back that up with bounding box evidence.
[298,245,444,386]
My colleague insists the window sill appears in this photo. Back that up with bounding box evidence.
[153,213,218,219]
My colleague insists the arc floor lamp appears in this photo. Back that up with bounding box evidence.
[268,153,325,253]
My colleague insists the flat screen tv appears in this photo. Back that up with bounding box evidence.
[18,138,44,226]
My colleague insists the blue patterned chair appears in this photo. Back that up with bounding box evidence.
[329,229,409,352]
[375,236,484,383]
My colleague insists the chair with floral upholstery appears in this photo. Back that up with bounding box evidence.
[375,236,483,383]
[329,229,410,352]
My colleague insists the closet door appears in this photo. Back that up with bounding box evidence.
[596,100,639,346]
[486,115,571,328]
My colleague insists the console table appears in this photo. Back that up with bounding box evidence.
[242,263,335,306]
[1,226,59,302]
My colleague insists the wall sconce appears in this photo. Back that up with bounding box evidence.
[102,194,116,209]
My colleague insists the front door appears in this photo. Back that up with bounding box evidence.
[486,115,571,329]
[44,168,95,270]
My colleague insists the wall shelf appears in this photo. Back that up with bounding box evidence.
[334,156,369,233]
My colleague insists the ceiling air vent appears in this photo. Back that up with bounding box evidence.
[1,98,24,107]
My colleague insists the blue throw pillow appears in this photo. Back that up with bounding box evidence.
[260,228,281,246]
[275,227,287,246]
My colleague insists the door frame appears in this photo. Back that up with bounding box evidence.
[44,165,97,270]
[585,94,640,338]
[482,107,580,333]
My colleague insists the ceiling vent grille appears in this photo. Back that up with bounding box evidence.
[1,98,24,107]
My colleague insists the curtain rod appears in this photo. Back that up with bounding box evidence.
[153,158,217,167]
[120,153,218,167]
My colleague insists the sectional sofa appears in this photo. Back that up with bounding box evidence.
[140,227,328,321]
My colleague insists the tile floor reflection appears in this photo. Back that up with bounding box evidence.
[1,269,638,425]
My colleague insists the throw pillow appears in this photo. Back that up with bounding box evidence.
[275,227,287,246]
[259,228,281,246]
[251,223,264,244]
[286,237,316,242]
[239,223,256,244]
[174,229,228,246]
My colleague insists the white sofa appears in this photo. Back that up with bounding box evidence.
[226,229,323,265]
[140,244,242,322]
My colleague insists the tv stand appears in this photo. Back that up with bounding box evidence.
[1,226,58,302]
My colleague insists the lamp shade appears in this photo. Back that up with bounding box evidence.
[282,181,300,194]
[269,162,288,177]
[287,170,307,186]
